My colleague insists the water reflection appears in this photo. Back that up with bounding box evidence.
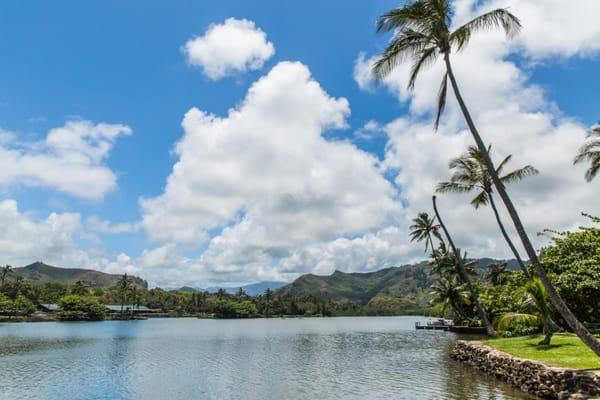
[0,317,530,400]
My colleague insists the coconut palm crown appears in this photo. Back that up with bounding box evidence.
[436,145,538,208]
[574,124,600,182]
[409,212,442,252]
[372,0,520,129]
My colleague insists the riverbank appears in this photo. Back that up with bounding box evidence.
[451,339,600,399]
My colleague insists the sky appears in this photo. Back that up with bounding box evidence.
[0,0,599,288]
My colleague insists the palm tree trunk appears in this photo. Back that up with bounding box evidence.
[450,296,468,320]
[490,193,562,335]
[433,195,496,336]
[444,52,600,356]
[488,192,531,279]
[539,321,554,346]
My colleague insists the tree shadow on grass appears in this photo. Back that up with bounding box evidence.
[524,342,575,351]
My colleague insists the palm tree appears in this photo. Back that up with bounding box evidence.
[264,288,273,317]
[1,265,13,288]
[430,274,471,319]
[73,280,89,296]
[372,0,600,355]
[574,124,600,182]
[430,243,476,278]
[495,278,555,345]
[437,145,537,279]
[118,274,132,315]
[432,195,496,335]
[485,262,507,286]
[409,212,442,252]
[130,286,140,310]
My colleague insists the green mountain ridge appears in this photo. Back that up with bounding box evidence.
[12,262,148,288]
[277,258,518,306]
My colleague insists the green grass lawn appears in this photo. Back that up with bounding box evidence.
[485,333,600,370]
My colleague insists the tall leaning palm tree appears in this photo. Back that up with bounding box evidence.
[437,145,537,279]
[432,195,495,336]
[409,212,442,252]
[574,124,600,182]
[373,0,600,355]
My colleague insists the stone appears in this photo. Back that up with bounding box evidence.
[450,340,600,400]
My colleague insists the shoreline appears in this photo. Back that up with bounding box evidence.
[0,314,430,323]
[451,340,600,399]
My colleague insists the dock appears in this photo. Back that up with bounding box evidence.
[415,319,454,331]
[415,320,488,334]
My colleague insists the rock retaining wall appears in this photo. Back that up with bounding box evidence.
[450,340,600,399]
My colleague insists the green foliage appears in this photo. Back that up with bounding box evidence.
[0,293,13,314]
[540,224,600,323]
[366,294,424,316]
[58,295,105,321]
[212,298,257,318]
[13,295,36,316]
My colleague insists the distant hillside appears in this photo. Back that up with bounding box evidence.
[173,281,287,296]
[277,258,518,305]
[12,262,147,288]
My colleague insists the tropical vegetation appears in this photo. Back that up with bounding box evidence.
[372,0,600,355]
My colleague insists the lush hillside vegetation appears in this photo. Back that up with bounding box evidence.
[12,262,147,288]
[276,258,518,315]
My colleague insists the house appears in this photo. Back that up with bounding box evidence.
[104,305,153,313]
[39,304,60,312]
[38,303,155,314]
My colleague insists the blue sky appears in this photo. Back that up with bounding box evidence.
[0,1,599,287]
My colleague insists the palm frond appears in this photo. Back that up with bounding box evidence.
[372,31,431,81]
[376,2,432,33]
[494,312,539,332]
[574,127,600,181]
[434,73,448,130]
[584,158,600,182]
[495,154,512,176]
[450,8,521,52]
[501,165,539,184]
[436,181,473,194]
[470,189,489,209]
[408,46,438,90]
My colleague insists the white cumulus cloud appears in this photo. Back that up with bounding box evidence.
[0,120,131,200]
[139,61,400,284]
[183,18,275,80]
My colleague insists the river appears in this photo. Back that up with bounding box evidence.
[0,316,530,399]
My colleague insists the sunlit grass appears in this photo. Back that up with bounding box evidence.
[485,333,600,370]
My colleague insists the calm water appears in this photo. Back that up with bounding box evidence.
[0,317,529,400]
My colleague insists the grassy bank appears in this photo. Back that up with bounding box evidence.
[485,333,600,370]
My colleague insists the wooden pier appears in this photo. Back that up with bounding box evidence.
[415,321,488,334]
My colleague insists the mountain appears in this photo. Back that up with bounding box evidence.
[173,281,287,296]
[277,258,518,305]
[234,281,287,296]
[12,262,148,288]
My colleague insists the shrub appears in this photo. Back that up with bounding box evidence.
[540,225,600,323]
[58,295,105,321]
[14,295,36,316]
